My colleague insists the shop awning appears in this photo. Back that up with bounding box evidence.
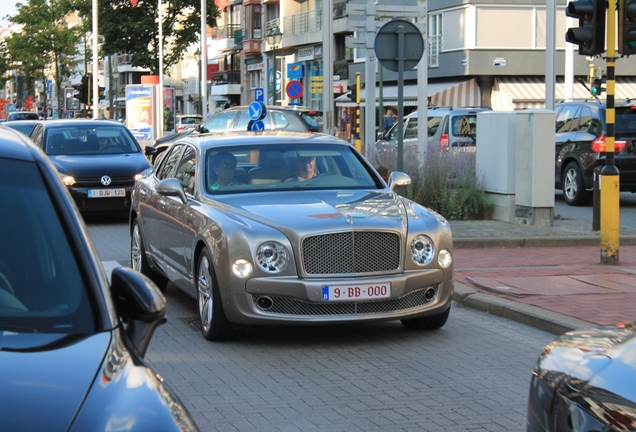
[335,79,480,109]
[492,76,636,110]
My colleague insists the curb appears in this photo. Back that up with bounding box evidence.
[452,282,596,335]
[453,235,636,249]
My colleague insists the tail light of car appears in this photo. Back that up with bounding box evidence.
[177,125,186,131]
[592,136,627,153]
[439,133,449,151]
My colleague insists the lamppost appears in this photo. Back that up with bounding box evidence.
[194,48,202,115]
[266,26,283,106]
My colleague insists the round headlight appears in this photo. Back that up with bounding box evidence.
[256,241,289,273]
[61,175,75,186]
[438,249,452,269]
[410,235,434,265]
[232,259,253,278]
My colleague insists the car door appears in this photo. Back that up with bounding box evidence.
[159,144,196,285]
[142,144,185,265]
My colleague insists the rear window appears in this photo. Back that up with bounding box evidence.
[180,117,202,125]
[450,115,477,138]
[299,112,323,131]
[615,107,636,133]
[8,112,39,121]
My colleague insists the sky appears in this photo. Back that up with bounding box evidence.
[1,1,21,25]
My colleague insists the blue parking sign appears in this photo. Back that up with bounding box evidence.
[254,88,264,102]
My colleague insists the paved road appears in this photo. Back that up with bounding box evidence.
[88,219,553,432]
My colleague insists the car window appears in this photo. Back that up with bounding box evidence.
[180,117,201,125]
[0,158,93,333]
[44,126,139,155]
[299,112,323,130]
[451,115,477,138]
[427,116,442,137]
[574,106,592,132]
[8,112,39,120]
[271,112,291,129]
[404,117,419,139]
[157,144,184,180]
[174,146,197,195]
[202,111,236,132]
[616,108,636,133]
[556,105,580,133]
[235,110,251,131]
[203,143,381,194]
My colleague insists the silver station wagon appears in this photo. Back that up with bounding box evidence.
[130,131,454,341]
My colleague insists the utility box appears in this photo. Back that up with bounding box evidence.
[514,109,555,227]
[476,111,518,222]
[476,109,555,226]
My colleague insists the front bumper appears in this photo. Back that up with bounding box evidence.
[68,185,134,213]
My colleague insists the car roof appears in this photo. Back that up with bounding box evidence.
[181,130,347,149]
[223,105,323,114]
[36,119,128,128]
[406,107,492,117]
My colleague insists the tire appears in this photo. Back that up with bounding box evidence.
[401,306,450,330]
[196,248,237,341]
[562,162,591,206]
[130,219,168,292]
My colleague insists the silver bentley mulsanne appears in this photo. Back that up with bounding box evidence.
[130,131,454,341]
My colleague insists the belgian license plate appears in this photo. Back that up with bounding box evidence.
[322,283,391,301]
[88,188,125,198]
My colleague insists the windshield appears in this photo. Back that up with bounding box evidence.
[203,143,382,194]
[0,159,94,334]
[45,126,141,155]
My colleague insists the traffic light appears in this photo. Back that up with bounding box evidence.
[619,0,636,55]
[565,0,606,56]
[347,84,358,105]
[98,86,105,101]
[82,75,90,105]
[72,82,85,103]
[590,77,605,96]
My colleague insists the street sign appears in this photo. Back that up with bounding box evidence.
[254,88,264,102]
[375,19,424,72]
[248,101,266,121]
[250,120,265,131]
[286,81,304,99]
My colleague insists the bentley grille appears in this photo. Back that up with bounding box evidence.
[253,288,433,315]
[301,231,400,275]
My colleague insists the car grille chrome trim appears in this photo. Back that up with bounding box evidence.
[301,231,401,275]
[253,288,433,315]
[72,176,135,187]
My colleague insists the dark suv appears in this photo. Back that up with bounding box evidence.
[151,105,323,162]
[555,99,636,205]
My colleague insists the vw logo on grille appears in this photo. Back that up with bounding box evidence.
[100,175,112,186]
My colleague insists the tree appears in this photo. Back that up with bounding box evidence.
[96,0,220,75]
[7,0,81,114]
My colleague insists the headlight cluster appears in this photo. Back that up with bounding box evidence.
[255,241,289,273]
[410,235,452,268]
[59,173,75,186]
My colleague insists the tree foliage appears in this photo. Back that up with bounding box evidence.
[7,0,81,111]
[96,0,220,75]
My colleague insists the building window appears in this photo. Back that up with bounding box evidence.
[245,4,261,40]
[249,71,260,90]
[428,14,442,67]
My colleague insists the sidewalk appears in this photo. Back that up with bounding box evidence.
[450,218,636,335]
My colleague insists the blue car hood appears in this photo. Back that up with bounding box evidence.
[50,153,150,177]
[0,332,110,431]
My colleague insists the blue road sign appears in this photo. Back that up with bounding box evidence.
[248,101,266,121]
[250,120,265,131]
[254,88,264,102]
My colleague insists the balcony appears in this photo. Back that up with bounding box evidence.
[210,69,241,96]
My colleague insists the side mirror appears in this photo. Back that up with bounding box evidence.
[388,171,411,191]
[110,267,167,358]
[157,178,188,204]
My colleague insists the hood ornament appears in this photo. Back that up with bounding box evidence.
[101,175,112,186]
[346,215,354,225]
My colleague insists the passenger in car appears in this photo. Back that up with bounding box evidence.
[288,155,317,181]
[210,152,240,189]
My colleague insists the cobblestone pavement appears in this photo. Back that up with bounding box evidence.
[450,219,636,334]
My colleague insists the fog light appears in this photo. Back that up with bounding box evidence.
[438,249,452,269]
[232,259,253,278]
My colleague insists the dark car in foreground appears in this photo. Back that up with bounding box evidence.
[28,119,156,214]
[555,99,636,205]
[130,131,454,341]
[0,127,197,431]
[150,105,323,163]
[527,322,636,431]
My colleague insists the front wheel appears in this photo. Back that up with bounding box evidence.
[401,306,450,330]
[562,162,590,206]
[197,248,237,341]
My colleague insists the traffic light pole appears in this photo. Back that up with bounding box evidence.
[601,0,620,264]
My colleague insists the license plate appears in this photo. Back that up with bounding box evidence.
[88,188,125,198]
[322,283,391,301]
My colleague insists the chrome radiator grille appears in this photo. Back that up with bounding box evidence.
[253,288,432,315]
[301,231,400,275]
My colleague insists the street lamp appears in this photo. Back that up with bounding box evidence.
[266,26,283,106]
[194,48,202,115]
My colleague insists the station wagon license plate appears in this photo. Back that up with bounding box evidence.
[322,283,391,301]
[88,188,125,198]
